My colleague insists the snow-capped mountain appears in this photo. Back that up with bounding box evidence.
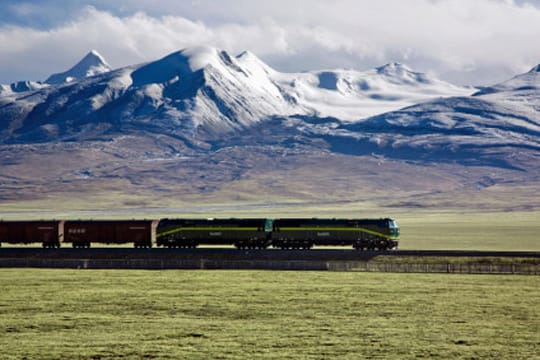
[273,61,473,121]
[0,46,474,144]
[0,50,112,96]
[474,63,540,97]
[0,46,538,168]
[45,50,112,85]
[0,47,539,209]
[311,63,540,167]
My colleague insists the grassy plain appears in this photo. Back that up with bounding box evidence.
[0,269,538,359]
[395,210,540,251]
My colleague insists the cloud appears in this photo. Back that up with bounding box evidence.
[0,1,539,85]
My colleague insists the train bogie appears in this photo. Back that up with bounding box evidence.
[0,221,61,248]
[63,220,153,248]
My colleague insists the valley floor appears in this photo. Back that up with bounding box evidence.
[0,269,538,359]
[1,143,538,251]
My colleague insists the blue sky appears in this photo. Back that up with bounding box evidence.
[1,0,540,85]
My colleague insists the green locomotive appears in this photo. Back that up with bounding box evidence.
[271,218,399,250]
[156,218,272,249]
[156,217,399,250]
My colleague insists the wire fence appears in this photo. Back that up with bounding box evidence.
[328,261,540,275]
[0,258,538,274]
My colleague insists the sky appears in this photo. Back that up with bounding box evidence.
[1,0,539,86]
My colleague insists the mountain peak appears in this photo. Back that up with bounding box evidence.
[529,64,540,73]
[376,62,412,74]
[473,62,540,96]
[85,50,109,66]
[374,62,432,85]
[180,46,224,72]
[235,49,276,75]
[45,50,112,85]
[130,46,238,87]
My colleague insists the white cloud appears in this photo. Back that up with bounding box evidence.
[0,1,539,85]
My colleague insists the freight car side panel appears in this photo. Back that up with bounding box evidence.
[0,224,7,244]
[63,221,153,247]
[115,222,153,247]
[64,222,100,247]
[0,221,60,247]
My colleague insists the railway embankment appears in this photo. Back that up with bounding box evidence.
[0,248,538,274]
[0,258,538,274]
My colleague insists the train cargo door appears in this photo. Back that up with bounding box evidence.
[35,223,60,248]
[115,222,152,248]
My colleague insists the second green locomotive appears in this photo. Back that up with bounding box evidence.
[156,217,399,250]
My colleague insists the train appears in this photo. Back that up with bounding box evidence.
[0,217,400,250]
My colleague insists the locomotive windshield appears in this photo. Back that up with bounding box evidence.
[264,219,273,232]
[388,219,400,237]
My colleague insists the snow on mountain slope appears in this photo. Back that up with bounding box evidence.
[0,47,300,142]
[272,62,474,121]
[0,81,48,96]
[472,64,540,115]
[45,50,112,85]
[309,64,540,167]
[0,47,476,144]
[116,47,298,136]
[1,46,537,170]
[475,64,540,96]
[356,63,540,135]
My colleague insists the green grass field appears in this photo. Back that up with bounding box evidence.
[0,269,538,359]
[396,211,540,251]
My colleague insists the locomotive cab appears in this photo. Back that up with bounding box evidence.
[264,219,273,233]
[388,219,400,237]
[385,218,400,250]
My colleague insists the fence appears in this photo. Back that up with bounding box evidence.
[0,258,538,274]
[327,261,540,275]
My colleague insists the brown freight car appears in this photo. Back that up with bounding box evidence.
[0,221,61,248]
[63,220,154,248]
